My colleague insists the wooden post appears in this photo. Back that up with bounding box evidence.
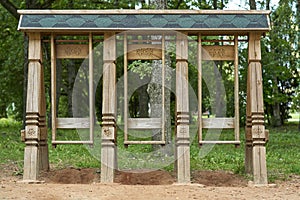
[245,32,268,185]
[23,33,49,182]
[175,32,190,184]
[101,32,117,183]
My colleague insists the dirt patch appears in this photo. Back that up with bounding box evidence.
[41,168,99,184]
[38,168,246,187]
[192,170,248,187]
[1,165,300,200]
[115,169,175,185]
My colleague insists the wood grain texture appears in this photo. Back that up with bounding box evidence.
[202,45,235,61]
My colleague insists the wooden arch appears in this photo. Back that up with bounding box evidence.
[18,9,270,185]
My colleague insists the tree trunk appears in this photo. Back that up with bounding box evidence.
[138,85,149,118]
[271,77,282,126]
[249,0,257,9]
[67,60,76,117]
[266,0,271,10]
[147,0,171,150]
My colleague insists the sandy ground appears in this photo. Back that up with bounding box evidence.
[0,164,300,200]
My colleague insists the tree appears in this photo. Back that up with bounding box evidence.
[262,0,299,126]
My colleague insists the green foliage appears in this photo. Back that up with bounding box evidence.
[0,7,24,120]
[261,0,299,125]
[0,120,24,175]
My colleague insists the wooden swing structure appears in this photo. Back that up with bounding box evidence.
[18,9,270,185]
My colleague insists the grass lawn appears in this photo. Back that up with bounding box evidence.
[0,118,299,182]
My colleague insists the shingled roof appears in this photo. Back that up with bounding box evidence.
[18,10,271,33]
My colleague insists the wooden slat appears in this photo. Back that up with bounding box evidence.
[199,141,241,144]
[202,118,235,129]
[56,44,89,59]
[127,44,162,60]
[124,140,166,145]
[202,45,234,61]
[56,118,90,129]
[52,140,93,144]
[127,118,162,129]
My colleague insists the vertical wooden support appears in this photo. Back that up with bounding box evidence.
[101,32,117,183]
[245,32,268,185]
[198,34,202,143]
[175,32,190,184]
[161,34,166,142]
[234,35,240,144]
[124,34,128,143]
[89,33,94,143]
[51,34,57,145]
[23,33,49,182]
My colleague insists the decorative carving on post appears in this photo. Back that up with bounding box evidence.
[245,32,268,185]
[101,32,117,183]
[175,33,190,184]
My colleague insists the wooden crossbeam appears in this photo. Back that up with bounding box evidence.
[56,44,89,59]
[52,140,93,144]
[199,141,241,144]
[127,118,162,130]
[124,141,166,145]
[202,118,235,129]
[56,118,90,129]
[202,45,235,61]
[127,44,162,60]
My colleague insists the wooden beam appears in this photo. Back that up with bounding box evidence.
[101,32,117,183]
[89,33,94,144]
[175,32,190,184]
[202,45,235,61]
[127,44,162,60]
[52,140,94,145]
[234,35,240,142]
[56,118,90,129]
[127,118,162,129]
[199,141,241,145]
[202,118,235,129]
[56,44,89,59]
[51,34,57,144]
[198,34,203,143]
[18,9,272,15]
[124,141,166,145]
[124,33,128,143]
[23,32,49,182]
[246,32,267,185]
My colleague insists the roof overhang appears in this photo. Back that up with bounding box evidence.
[18,9,271,34]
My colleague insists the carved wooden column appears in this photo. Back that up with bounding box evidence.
[23,33,49,182]
[245,32,268,185]
[101,32,117,183]
[175,33,190,183]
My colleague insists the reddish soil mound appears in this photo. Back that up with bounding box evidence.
[115,169,175,185]
[39,168,247,187]
[41,168,98,184]
[192,170,248,187]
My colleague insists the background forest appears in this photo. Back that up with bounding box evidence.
[0,0,299,128]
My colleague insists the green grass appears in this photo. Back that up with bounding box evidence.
[0,118,299,182]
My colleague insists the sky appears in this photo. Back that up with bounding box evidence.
[225,0,280,10]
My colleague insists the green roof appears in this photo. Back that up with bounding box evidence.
[18,10,271,32]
